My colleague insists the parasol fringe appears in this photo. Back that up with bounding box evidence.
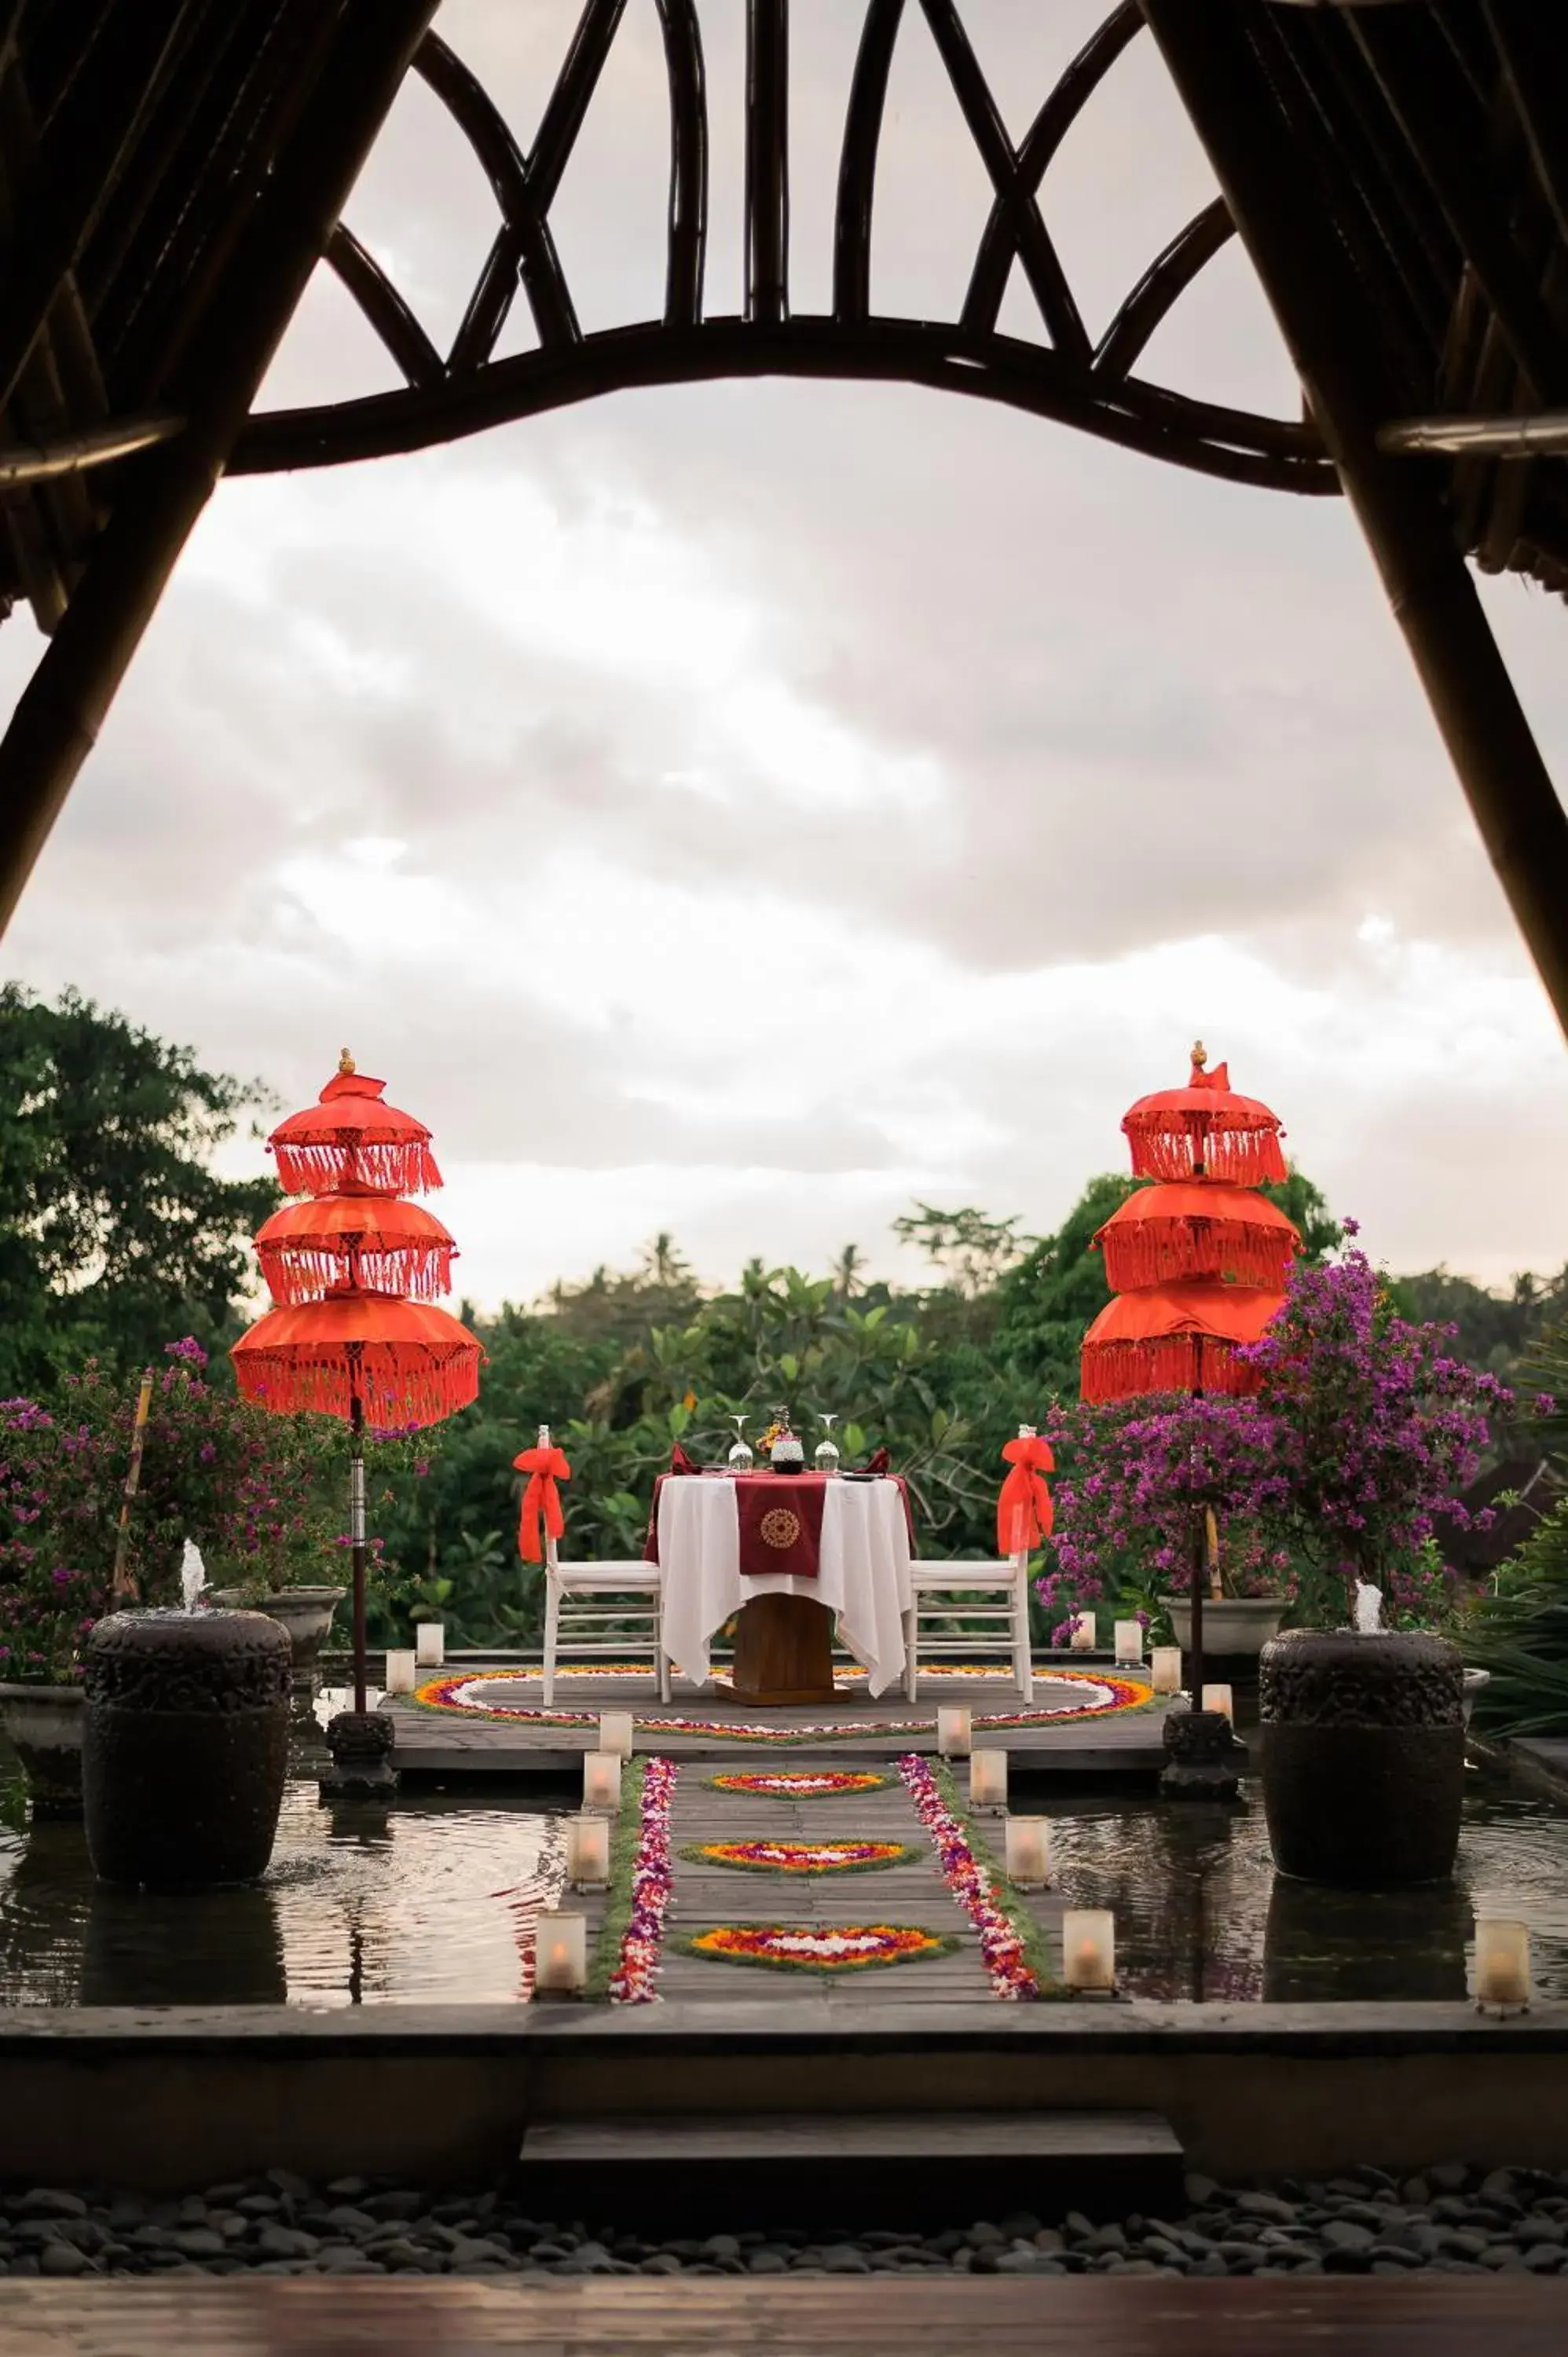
[1100,1222,1295,1293]
[1122,1118,1288,1188]
[272,1139,443,1197]
[1079,1336,1265,1402]
[233,1342,481,1428]
[257,1241,456,1306]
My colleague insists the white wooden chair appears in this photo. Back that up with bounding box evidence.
[903,1551,1033,1700]
[541,1529,669,1704]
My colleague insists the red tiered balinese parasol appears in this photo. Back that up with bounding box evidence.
[1094,1182,1298,1296]
[233,1053,482,1714]
[1080,1043,1299,1706]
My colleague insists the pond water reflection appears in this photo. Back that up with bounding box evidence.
[0,1782,567,2007]
[1,1751,1564,2007]
[1042,1778,1568,2003]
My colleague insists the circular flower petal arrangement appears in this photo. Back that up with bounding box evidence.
[898,1753,1041,2001]
[679,1838,918,1875]
[704,1770,891,1798]
[683,1923,957,1973]
[414,1670,1150,1739]
[606,1756,676,2006]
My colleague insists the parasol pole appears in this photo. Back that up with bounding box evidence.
[1189,1090,1207,1715]
[348,1346,368,1715]
[110,1369,155,1604]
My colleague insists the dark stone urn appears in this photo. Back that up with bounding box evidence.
[82,1610,292,1887]
[1259,1629,1464,1887]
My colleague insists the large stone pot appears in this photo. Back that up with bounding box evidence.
[0,1683,85,1819]
[82,1610,292,1887]
[211,1584,345,1698]
[1259,1629,1464,1888]
[1163,1596,1288,1655]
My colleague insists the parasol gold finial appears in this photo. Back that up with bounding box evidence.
[1190,1040,1207,1070]
[338,1047,355,1076]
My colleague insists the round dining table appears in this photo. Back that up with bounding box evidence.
[650,1471,914,1704]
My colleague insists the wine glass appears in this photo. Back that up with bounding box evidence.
[814,1413,841,1477]
[727,1413,754,1476]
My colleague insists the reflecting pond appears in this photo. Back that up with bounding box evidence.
[2,1747,1564,2007]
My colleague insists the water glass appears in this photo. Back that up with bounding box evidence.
[814,1412,841,1477]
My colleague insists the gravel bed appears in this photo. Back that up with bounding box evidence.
[4,2165,1568,2278]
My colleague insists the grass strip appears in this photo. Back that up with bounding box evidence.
[584,1754,647,2003]
[926,1754,1068,1999]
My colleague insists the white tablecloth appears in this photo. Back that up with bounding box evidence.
[658,1476,914,1696]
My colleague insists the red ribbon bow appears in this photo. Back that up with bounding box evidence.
[997,1433,1054,1556]
[513,1444,570,1564]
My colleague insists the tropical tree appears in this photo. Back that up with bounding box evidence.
[0,984,277,1396]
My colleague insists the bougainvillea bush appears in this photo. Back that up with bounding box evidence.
[1039,1231,1510,1640]
[1241,1233,1509,1626]
[1036,1393,1291,1646]
[0,1340,426,1680]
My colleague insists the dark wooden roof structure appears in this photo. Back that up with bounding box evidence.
[0,0,1566,1028]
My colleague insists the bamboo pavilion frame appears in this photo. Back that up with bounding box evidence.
[0,1,1566,1029]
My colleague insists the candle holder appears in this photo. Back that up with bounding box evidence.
[599,1710,634,1759]
[1474,1917,1530,2016]
[1069,1611,1097,1652]
[1150,1646,1182,1695]
[936,1706,972,1758]
[383,1649,417,1695]
[414,1622,444,1667]
[968,1749,1008,1813]
[565,1812,611,1890]
[1005,1816,1050,1890]
[1061,1908,1116,1997]
[533,1910,588,1998]
[1113,1619,1145,1667]
[582,1750,621,1812]
[1201,1682,1234,1724]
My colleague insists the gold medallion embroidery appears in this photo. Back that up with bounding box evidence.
[759,1507,803,1550]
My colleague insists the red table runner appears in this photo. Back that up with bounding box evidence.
[646,1470,915,1576]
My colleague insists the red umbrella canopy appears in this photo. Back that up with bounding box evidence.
[1121,1043,1288,1187]
[267,1053,441,1196]
[255,1193,456,1306]
[232,1291,482,1428]
[1079,1281,1280,1402]
[1094,1182,1299,1294]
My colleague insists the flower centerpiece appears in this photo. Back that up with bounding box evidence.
[759,1414,804,1473]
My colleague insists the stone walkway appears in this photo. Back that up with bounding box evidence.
[582,1753,1072,2006]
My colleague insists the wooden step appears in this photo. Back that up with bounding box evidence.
[515,2110,1184,2230]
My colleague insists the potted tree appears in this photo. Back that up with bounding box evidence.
[1246,1234,1508,1885]
[1039,1390,1291,1659]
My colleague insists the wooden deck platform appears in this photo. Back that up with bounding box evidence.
[382,1669,1193,1781]
[0,2278,1565,2355]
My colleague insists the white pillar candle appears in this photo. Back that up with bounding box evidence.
[1062,1909,1116,1994]
[565,1812,610,1890]
[533,1911,587,1996]
[1150,1646,1182,1695]
[1069,1611,1097,1652]
[1113,1619,1144,1665]
[1005,1816,1050,1889]
[383,1649,417,1695]
[415,1622,444,1666]
[1201,1682,1233,1723]
[598,1710,634,1759]
[936,1706,972,1758]
[582,1750,621,1812]
[1475,1918,1530,2011]
[968,1749,1008,1812]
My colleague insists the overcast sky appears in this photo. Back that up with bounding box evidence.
[5,0,1567,1309]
